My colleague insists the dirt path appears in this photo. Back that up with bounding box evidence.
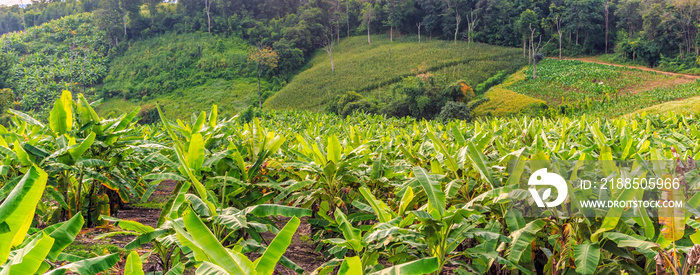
[563,57,700,79]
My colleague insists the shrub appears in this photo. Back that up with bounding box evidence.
[239,105,266,123]
[328,91,379,118]
[341,98,379,117]
[0,88,14,111]
[436,101,471,122]
[443,80,475,102]
[138,103,160,124]
[0,53,13,89]
[385,75,475,120]
[382,100,411,118]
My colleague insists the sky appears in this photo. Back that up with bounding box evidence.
[0,0,25,6]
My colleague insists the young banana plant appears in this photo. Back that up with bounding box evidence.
[0,166,119,274]
[286,134,371,211]
[4,91,157,226]
[172,206,302,275]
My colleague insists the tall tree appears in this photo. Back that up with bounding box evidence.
[604,0,611,53]
[615,0,642,37]
[146,0,160,25]
[417,21,422,43]
[518,9,538,62]
[420,0,442,39]
[466,8,478,44]
[549,3,564,58]
[18,0,26,35]
[205,0,212,33]
[674,0,699,57]
[248,46,279,108]
[563,0,603,46]
[361,0,375,44]
[95,0,123,46]
[384,0,403,41]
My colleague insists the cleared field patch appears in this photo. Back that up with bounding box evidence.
[508,59,679,105]
[264,35,527,111]
[473,69,547,117]
[500,59,700,117]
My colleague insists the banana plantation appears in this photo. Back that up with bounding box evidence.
[2,91,700,274]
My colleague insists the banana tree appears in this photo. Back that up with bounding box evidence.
[173,207,301,275]
[8,91,158,225]
[285,134,372,212]
[0,166,119,274]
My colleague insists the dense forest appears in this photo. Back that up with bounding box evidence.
[1,0,700,70]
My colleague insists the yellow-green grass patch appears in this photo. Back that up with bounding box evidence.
[473,69,546,117]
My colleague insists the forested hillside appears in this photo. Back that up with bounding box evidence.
[2,0,700,119]
[3,0,699,68]
[0,13,107,115]
[4,1,700,275]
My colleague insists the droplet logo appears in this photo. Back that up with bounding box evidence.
[528,168,568,207]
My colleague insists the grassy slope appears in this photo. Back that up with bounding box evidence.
[96,33,269,119]
[0,13,108,115]
[626,96,700,116]
[265,35,527,111]
[473,69,546,117]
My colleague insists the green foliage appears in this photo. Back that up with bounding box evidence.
[102,32,252,100]
[265,35,526,111]
[0,52,12,89]
[436,101,471,122]
[238,105,268,123]
[383,75,475,120]
[0,165,117,274]
[472,69,548,117]
[1,92,161,227]
[11,93,700,274]
[137,103,159,125]
[503,59,700,117]
[475,70,508,94]
[328,91,379,118]
[0,88,14,125]
[0,13,108,115]
[615,37,661,67]
[97,33,278,119]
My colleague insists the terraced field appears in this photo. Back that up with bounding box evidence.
[265,35,527,111]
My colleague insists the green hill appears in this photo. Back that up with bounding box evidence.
[264,35,527,111]
[0,13,107,115]
[97,32,273,119]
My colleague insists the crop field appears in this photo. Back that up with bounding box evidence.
[493,59,700,117]
[1,93,700,274]
[0,13,108,115]
[264,35,527,111]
